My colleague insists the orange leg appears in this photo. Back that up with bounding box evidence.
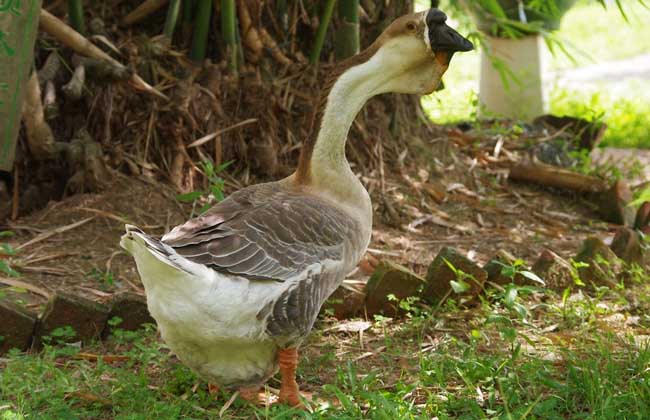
[278,347,301,406]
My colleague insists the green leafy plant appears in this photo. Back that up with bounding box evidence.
[0,231,19,277]
[494,258,545,285]
[87,267,116,288]
[42,326,77,346]
[444,258,481,294]
[176,159,233,217]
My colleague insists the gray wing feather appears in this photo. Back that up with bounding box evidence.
[163,183,356,282]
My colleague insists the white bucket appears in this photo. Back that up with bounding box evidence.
[479,34,547,121]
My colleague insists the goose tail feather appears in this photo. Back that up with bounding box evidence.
[120,224,196,276]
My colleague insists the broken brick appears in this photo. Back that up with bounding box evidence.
[0,299,37,354]
[610,227,647,268]
[483,249,524,286]
[322,283,366,320]
[35,292,110,346]
[597,180,636,226]
[104,292,155,337]
[365,261,425,317]
[531,249,574,291]
[634,201,650,233]
[424,247,487,302]
[575,237,621,288]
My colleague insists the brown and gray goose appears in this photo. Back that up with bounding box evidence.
[120,8,472,406]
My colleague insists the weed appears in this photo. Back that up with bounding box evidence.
[87,267,117,288]
[0,231,19,277]
[176,159,233,217]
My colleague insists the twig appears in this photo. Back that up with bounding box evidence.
[19,266,70,276]
[74,353,130,363]
[39,9,168,100]
[75,207,130,224]
[187,118,258,148]
[122,0,169,25]
[22,252,79,265]
[16,217,94,250]
[0,277,51,298]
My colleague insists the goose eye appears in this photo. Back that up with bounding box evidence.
[406,21,417,32]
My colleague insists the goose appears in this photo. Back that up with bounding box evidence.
[120,8,472,406]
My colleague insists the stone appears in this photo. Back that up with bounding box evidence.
[322,283,366,320]
[365,261,425,317]
[104,292,155,336]
[610,227,647,268]
[575,237,621,288]
[424,247,487,302]
[0,300,37,354]
[531,249,574,291]
[34,292,110,346]
[597,180,636,226]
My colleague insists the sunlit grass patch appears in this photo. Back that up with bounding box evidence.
[550,84,650,149]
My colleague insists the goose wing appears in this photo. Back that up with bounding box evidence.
[162,182,360,342]
[162,182,358,282]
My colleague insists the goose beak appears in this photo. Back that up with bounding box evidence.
[425,8,473,64]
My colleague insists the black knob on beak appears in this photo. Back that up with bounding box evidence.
[426,8,448,26]
[426,8,474,59]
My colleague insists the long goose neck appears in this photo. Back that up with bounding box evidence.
[295,46,383,186]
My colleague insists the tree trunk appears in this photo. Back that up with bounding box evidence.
[0,0,42,171]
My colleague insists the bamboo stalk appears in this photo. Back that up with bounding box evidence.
[335,0,359,59]
[237,0,263,58]
[163,0,182,40]
[190,0,213,62]
[309,0,337,65]
[184,0,195,23]
[221,0,238,72]
[67,0,86,34]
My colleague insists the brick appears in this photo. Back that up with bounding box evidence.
[322,283,366,320]
[531,249,574,291]
[483,249,525,286]
[104,292,155,336]
[575,237,621,288]
[597,180,636,226]
[0,299,37,354]
[365,261,425,317]
[610,227,647,268]
[424,247,487,302]
[34,292,110,346]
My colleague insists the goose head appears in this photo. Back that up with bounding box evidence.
[363,8,474,95]
[295,8,472,187]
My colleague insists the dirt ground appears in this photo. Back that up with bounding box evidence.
[3,126,644,316]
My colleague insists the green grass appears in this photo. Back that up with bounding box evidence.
[2,278,650,419]
[421,0,650,149]
[549,85,650,149]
